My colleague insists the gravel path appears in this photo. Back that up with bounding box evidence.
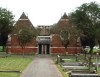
[19,55,63,77]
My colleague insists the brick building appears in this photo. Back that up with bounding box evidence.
[50,13,81,54]
[7,12,81,54]
[7,12,37,54]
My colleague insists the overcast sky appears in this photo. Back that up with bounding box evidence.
[0,0,100,26]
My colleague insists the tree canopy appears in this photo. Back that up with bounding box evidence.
[69,2,100,53]
[50,23,57,34]
[69,2,100,32]
[17,28,36,48]
[17,27,36,56]
[0,7,14,52]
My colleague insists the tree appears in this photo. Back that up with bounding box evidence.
[17,28,36,57]
[50,23,57,34]
[0,7,14,53]
[60,28,70,54]
[95,28,100,48]
[69,2,100,55]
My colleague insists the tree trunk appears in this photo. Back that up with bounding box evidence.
[89,47,93,57]
[88,55,92,71]
[22,46,25,57]
[3,46,8,57]
[64,47,67,56]
[84,49,87,60]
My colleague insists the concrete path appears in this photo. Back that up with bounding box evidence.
[20,55,63,77]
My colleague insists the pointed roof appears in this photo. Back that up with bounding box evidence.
[54,12,71,34]
[19,12,28,19]
[59,13,69,22]
[61,13,68,19]
[14,12,37,34]
[15,12,33,28]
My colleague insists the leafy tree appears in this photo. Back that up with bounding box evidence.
[0,7,14,53]
[60,28,70,54]
[69,1,100,71]
[69,2,100,55]
[50,23,57,34]
[17,28,36,57]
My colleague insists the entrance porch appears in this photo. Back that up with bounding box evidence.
[36,36,51,54]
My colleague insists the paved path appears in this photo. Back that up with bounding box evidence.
[20,55,63,77]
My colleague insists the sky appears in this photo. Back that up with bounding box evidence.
[0,0,100,26]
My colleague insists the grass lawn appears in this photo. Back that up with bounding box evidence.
[0,55,33,77]
[63,59,76,62]
[56,64,69,77]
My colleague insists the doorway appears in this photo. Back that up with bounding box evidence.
[46,44,50,54]
[38,44,42,54]
[38,44,50,54]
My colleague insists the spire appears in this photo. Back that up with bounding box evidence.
[19,12,28,19]
[61,12,68,19]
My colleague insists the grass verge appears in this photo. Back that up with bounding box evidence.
[0,55,33,77]
[56,64,69,77]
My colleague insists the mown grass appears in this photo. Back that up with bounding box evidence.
[0,72,19,77]
[0,55,33,77]
[56,64,69,77]
[63,59,76,62]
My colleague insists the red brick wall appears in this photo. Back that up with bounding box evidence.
[11,35,37,46]
[7,34,81,54]
[7,47,37,54]
[51,35,62,47]
[51,47,81,54]
[7,34,37,54]
[51,34,81,54]
[51,47,65,53]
